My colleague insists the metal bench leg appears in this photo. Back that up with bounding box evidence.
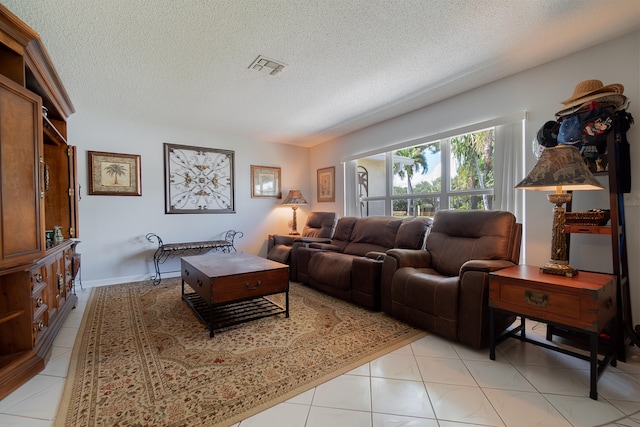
[151,248,162,285]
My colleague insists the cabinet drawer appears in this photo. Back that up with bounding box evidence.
[31,266,45,291]
[32,281,47,316]
[212,269,289,304]
[32,317,47,344]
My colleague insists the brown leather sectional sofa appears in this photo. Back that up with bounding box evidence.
[295,216,431,310]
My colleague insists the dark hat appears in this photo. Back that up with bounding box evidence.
[536,121,560,148]
[581,107,614,147]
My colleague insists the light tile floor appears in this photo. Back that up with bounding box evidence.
[1,287,639,427]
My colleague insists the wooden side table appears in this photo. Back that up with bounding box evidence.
[489,265,616,400]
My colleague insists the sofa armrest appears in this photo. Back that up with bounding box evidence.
[457,260,518,348]
[352,256,384,310]
[271,234,296,246]
[385,248,431,268]
[365,251,387,261]
[294,246,326,284]
[459,259,517,276]
[380,249,431,314]
[289,239,330,281]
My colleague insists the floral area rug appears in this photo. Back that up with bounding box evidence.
[55,278,426,426]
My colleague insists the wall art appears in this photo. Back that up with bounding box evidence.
[317,166,335,202]
[164,143,235,214]
[88,151,141,196]
[251,165,281,198]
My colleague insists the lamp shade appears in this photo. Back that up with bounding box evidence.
[515,145,603,191]
[282,189,308,205]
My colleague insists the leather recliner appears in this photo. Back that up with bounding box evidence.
[267,211,338,279]
[381,209,522,348]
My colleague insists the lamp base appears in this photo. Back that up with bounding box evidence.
[540,260,578,278]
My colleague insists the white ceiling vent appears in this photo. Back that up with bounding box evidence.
[248,55,286,76]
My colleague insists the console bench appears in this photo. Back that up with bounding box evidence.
[146,230,243,284]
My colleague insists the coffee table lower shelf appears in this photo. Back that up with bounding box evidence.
[182,291,288,337]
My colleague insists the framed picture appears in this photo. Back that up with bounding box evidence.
[164,143,235,214]
[317,166,335,202]
[88,151,141,196]
[251,165,281,198]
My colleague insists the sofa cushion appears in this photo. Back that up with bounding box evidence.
[301,212,338,238]
[344,217,402,256]
[427,210,517,277]
[308,251,355,290]
[394,218,431,249]
[391,266,459,341]
[324,217,358,252]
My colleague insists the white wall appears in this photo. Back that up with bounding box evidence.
[309,31,640,319]
[71,31,639,324]
[69,111,310,286]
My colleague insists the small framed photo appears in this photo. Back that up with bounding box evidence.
[88,151,141,196]
[251,165,281,198]
[317,166,335,202]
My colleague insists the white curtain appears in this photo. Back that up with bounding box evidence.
[494,119,525,222]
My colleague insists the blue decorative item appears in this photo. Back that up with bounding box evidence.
[558,114,582,151]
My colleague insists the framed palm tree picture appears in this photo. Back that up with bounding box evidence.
[88,151,142,196]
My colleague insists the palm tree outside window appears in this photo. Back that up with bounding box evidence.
[355,128,495,218]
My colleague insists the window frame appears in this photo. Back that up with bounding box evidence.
[356,131,496,217]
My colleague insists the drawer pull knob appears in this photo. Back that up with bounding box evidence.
[604,298,613,309]
[245,280,262,290]
[184,270,190,276]
[196,279,202,287]
[525,290,548,307]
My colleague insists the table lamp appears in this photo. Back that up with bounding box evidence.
[282,189,308,235]
[516,145,603,277]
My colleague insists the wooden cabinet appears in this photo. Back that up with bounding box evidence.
[0,5,79,399]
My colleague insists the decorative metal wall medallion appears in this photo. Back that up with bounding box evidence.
[164,143,235,214]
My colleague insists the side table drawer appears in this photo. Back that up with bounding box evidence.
[182,261,212,302]
[213,269,289,303]
[490,276,616,332]
[498,280,581,319]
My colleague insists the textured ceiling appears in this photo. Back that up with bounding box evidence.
[3,0,639,146]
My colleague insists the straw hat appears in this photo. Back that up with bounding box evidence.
[556,93,627,117]
[560,79,624,105]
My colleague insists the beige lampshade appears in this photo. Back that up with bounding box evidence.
[282,189,308,205]
[516,145,603,191]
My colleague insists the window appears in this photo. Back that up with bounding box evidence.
[353,127,497,218]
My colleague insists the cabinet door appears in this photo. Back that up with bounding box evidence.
[68,145,78,238]
[0,75,44,268]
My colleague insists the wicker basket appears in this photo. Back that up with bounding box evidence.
[565,210,610,226]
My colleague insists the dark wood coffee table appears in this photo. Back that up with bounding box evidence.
[181,252,289,337]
